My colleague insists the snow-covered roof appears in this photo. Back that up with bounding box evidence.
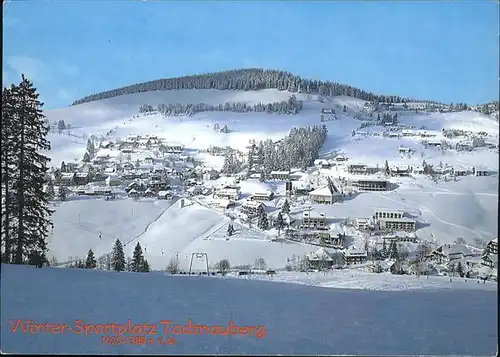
[309,186,335,196]
[303,212,326,219]
[105,175,120,181]
[379,217,415,223]
[442,244,472,257]
[270,171,290,175]
[242,200,265,209]
[374,209,404,214]
[307,248,334,261]
[158,190,172,197]
[343,249,367,257]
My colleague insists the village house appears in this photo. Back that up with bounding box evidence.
[269,171,290,181]
[241,200,265,218]
[397,146,412,155]
[74,172,91,185]
[428,244,474,264]
[301,212,328,230]
[105,175,121,187]
[347,164,380,175]
[481,238,498,269]
[60,172,76,186]
[334,154,348,162]
[100,140,113,149]
[164,143,184,153]
[306,248,335,269]
[214,198,234,209]
[314,159,331,169]
[308,183,342,204]
[158,190,173,200]
[356,218,370,231]
[289,171,305,181]
[352,178,389,191]
[389,165,412,177]
[474,165,490,176]
[453,166,470,176]
[251,191,275,201]
[127,189,140,199]
[215,188,240,201]
[342,248,368,265]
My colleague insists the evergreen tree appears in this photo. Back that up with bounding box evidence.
[384,160,390,176]
[57,120,66,132]
[281,199,291,214]
[258,210,269,230]
[58,186,67,201]
[381,240,388,258]
[46,179,55,200]
[142,259,150,272]
[275,212,285,233]
[85,249,97,269]
[60,161,66,172]
[227,223,235,236]
[131,242,145,272]
[111,239,126,271]
[82,151,91,163]
[456,261,464,277]
[86,138,95,158]
[2,76,54,265]
[389,241,399,260]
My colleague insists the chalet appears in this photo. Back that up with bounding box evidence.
[251,191,275,201]
[334,154,348,162]
[94,186,112,196]
[320,233,345,247]
[105,175,121,187]
[481,253,498,269]
[389,165,411,177]
[60,172,75,186]
[122,171,139,180]
[143,188,156,198]
[342,248,367,265]
[125,181,142,193]
[308,185,342,205]
[74,172,91,185]
[187,186,203,196]
[352,179,388,191]
[321,108,335,115]
[397,146,411,155]
[306,248,334,269]
[485,238,498,255]
[356,218,370,231]
[241,200,265,218]
[379,217,416,232]
[428,244,473,263]
[120,148,134,154]
[144,156,154,164]
[374,209,404,219]
[301,212,328,230]
[158,190,173,200]
[128,189,140,198]
[456,141,473,151]
[269,171,290,180]
[215,188,240,201]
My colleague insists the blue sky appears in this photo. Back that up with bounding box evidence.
[3,0,498,109]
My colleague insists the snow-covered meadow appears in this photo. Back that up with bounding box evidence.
[1,264,497,355]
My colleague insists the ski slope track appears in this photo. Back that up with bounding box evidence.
[1,264,497,355]
[41,89,498,270]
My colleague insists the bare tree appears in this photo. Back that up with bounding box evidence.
[216,259,230,275]
[166,256,180,274]
[254,257,267,270]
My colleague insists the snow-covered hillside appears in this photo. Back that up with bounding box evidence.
[1,264,497,355]
[42,89,498,271]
